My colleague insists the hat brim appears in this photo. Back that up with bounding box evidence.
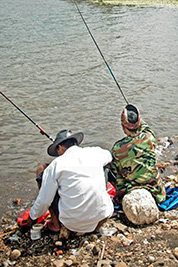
[47,132,84,157]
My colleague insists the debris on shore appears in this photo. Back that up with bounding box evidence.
[0,136,178,267]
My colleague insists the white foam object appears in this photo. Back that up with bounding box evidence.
[122,188,159,225]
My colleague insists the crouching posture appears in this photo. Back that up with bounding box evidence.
[109,104,166,225]
[23,130,114,234]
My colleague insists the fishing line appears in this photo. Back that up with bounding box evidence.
[72,0,129,105]
[0,91,54,142]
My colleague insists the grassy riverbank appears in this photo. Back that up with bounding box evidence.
[90,0,178,7]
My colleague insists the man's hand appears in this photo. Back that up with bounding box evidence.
[21,217,37,232]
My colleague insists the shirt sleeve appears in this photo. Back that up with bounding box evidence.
[30,161,59,220]
[94,147,112,166]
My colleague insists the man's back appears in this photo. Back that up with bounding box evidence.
[47,146,114,232]
[110,121,166,203]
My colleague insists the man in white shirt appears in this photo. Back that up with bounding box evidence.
[22,129,114,235]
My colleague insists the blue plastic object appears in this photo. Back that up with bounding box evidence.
[158,187,178,211]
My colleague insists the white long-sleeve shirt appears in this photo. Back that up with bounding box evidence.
[30,146,114,232]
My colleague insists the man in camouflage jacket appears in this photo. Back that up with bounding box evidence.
[109,104,166,204]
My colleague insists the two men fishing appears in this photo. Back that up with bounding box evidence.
[0,0,166,235]
[19,104,166,234]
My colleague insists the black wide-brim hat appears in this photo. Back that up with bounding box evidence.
[47,129,84,157]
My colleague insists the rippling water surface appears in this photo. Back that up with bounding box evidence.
[0,0,178,217]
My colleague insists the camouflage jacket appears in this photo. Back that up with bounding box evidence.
[110,121,166,203]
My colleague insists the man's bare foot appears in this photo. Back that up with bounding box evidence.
[45,219,60,232]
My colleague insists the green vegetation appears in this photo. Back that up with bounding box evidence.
[90,0,178,7]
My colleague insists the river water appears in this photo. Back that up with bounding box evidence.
[0,0,178,218]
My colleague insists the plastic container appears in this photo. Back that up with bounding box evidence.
[32,223,43,231]
[30,229,41,240]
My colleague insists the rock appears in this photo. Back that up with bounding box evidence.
[90,234,98,241]
[64,259,73,266]
[158,218,168,223]
[2,261,9,267]
[97,259,112,267]
[99,227,117,236]
[59,225,70,240]
[161,223,171,230]
[2,217,12,223]
[117,234,133,246]
[92,245,100,256]
[10,249,21,260]
[80,238,89,246]
[171,220,178,229]
[110,236,122,244]
[52,259,64,267]
[68,255,77,263]
[148,255,155,263]
[12,198,22,205]
[122,189,159,225]
[114,222,127,233]
[173,247,178,259]
[115,261,128,267]
[86,244,91,251]
[55,241,63,247]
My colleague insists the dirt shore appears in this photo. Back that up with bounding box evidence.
[0,136,178,267]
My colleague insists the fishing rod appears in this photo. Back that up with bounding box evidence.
[72,0,129,105]
[0,91,54,142]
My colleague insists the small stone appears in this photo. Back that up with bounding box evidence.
[91,234,98,241]
[117,234,133,246]
[86,245,90,251]
[80,238,89,246]
[10,249,21,260]
[59,226,70,240]
[161,224,171,230]
[148,256,155,263]
[97,259,112,266]
[52,259,64,267]
[99,227,117,236]
[143,239,149,245]
[110,236,121,244]
[68,255,77,263]
[83,240,89,246]
[70,249,79,256]
[92,245,100,256]
[173,247,178,259]
[159,218,168,223]
[55,241,63,247]
[2,217,12,223]
[151,235,156,239]
[13,198,22,205]
[64,259,73,266]
[115,222,127,233]
[171,220,178,229]
[166,249,172,254]
[115,261,128,267]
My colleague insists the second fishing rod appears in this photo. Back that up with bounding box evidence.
[72,0,129,105]
[0,91,54,142]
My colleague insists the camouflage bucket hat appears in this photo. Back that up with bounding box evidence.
[121,104,141,130]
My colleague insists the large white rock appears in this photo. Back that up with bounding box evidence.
[122,188,159,225]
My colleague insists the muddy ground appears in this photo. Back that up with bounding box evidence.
[0,136,178,267]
